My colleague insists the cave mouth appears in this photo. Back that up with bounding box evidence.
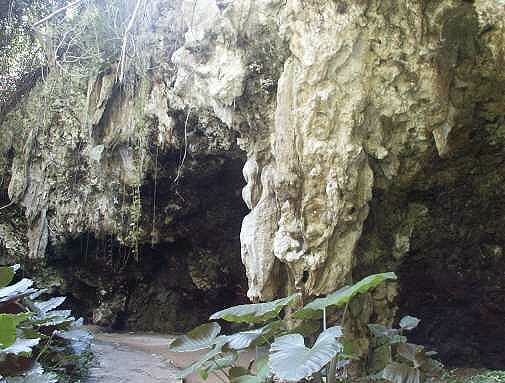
[397,249,505,369]
[357,180,505,369]
[357,129,505,369]
[393,142,505,369]
[45,152,249,333]
[47,236,247,332]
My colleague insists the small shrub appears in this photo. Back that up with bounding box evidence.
[368,316,443,383]
[0,264,93,382]
[169,272,398,383]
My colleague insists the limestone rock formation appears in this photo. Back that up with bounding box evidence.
[1,0,505,367]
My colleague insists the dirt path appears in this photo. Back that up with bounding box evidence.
[88,331,181,383]
[87,329,250,383]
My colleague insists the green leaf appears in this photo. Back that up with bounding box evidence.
[368,324,407,344]
[288,319,321,337]
[269,326,343,382]
[210,294,300,324]
[226,321,284,350]
[231,357,272,383]
[54,328,93,354]
[0,264,20,288]
[0,337,40,356]
[0,313,32,348]
[396,344,443,373]
[294,273,397,319]
[198,352,238,380]
[5,363,58,382]
[341,339,360,360]
[399,316,420,331]
[34,296,66,315]
[397,343,419,364]
[176,340,226,379]
[0,278,35,303]
[229,366,250,378]
[169,322,221,352]
[381,362,420,383]
[226,327,267,350]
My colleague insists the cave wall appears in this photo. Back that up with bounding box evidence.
[1,0,505,366]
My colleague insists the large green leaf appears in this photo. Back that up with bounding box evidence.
[0,264,20,288]
[0,337,40,357]
[0,278,35,303]
[0,313,32,348]
[399,316,420,331]
[5,363,58,382]
[54,328,93,354]
[395,343,443,375]
[169,322,221,352]
[34,297,66,315]
[176,340,226,379]
[381,362,420,383]
[231,357,272,383]
[294,272,397,319]
[368,324,407,345]
[198,352,238,380]
[269,326,343,382]
[31,307,75,330]
[210,293,300,324]
[226,321,284,350]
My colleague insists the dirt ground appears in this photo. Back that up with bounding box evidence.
[87,328,254,383]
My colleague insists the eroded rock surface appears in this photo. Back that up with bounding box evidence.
[1,0,505,367]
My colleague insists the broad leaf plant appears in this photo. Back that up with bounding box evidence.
[169,272,398,382]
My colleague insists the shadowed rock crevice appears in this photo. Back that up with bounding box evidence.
[354,11,505,365]
[1,0,505,370]
[39,149,249,332]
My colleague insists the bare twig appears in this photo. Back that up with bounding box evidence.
[116,0,144,83]
[151,144,158,247]
[32,0,84,28]
[0,201,15,210]
[174,109,191,184]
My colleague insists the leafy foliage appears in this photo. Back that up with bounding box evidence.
[172,272,398,382]
[210,293,300,323]
[294,272,397,319]
[0,264,92,382]
[399,316,421,331]
[169,322,221,352]
[0,313,32,348]
[225,321,284,350]
[175,339,228,379]
[231,357,271,383]
[269,326,343,382]
[0,264,20,287]
[369,315,443,383]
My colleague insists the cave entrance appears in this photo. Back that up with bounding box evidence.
[358,148,505,370]
[47,152,249,333]
[397,245,505,369]
[356,130,505,369]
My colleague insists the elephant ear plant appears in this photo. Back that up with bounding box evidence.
[368,316,443,383]
[0,264,93,382]
[169,272,397,382]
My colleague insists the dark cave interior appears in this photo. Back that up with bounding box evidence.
[44,150,249,333]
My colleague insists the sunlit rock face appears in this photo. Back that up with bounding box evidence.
[1,0,505,364]
[176,0,505,302]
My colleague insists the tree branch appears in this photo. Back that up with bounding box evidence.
[116,0,144,83]
[32,0,83,28]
